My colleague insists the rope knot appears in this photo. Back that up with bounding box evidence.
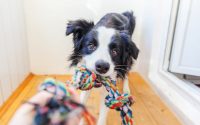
[71,65,134,125]
[105,93,134,110]
[72,65,102,90]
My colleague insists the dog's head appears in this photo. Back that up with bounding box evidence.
[66,11,139,79]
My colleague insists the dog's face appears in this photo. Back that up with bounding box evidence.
[66,12,139,79]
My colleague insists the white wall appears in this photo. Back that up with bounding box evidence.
[136,0,158,81]
[24,0,144,75]
[0,0,30,105]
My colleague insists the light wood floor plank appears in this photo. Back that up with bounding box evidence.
[128,73,181,125]
[0,75,38,124]
[0,73,181,125]
[107,75,158,125]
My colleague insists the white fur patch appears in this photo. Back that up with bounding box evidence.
[83,26,115,77]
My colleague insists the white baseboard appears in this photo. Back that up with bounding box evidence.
[148,69,200,125]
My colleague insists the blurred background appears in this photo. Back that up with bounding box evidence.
[0,0,200,125]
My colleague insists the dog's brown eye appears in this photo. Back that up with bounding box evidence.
[111,49,118,56]
[88,43,96,51]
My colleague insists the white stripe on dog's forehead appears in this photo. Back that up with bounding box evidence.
[82,26,116,77]
[97,26,115,47]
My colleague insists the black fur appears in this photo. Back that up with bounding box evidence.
[116,31,139,78]
[95,11,135,35]
[66,20,94,66]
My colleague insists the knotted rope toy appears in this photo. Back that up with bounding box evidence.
[71,65,134,125]
[29,78,95,125]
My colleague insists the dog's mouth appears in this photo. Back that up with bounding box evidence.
[81,59,115,78]
[85,67,113,79]
[82,65,112,80]
[89,71,107,79]
[95,71,107,76]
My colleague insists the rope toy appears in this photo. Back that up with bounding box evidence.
[71,65,134,125]
[29,78,95,125]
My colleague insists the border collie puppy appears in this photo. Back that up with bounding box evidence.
[66,11,139,125]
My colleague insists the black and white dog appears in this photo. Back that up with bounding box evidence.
[66,11,139,125]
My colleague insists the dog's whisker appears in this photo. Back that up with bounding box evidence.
[115,65,129,67]
[115,66,129,68]
[115,68,128,72]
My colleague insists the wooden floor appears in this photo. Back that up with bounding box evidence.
[0,73,181,125]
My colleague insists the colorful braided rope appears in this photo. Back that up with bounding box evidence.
[71,65,134,125]
[33,78,95,125]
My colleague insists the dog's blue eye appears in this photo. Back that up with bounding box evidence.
[88,43,96,51]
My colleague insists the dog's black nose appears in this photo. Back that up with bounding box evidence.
[95,60,110,74]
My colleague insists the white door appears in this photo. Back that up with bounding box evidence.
[169,0,200,76]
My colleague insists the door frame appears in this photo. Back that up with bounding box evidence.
[148,0,200,124]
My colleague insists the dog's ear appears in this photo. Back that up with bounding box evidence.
[122,11,136,36]
[122,11,138,59]
[129,40,139,60]
[120,31,139,66]
[66,20,94,42]
[66,20,94,67]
